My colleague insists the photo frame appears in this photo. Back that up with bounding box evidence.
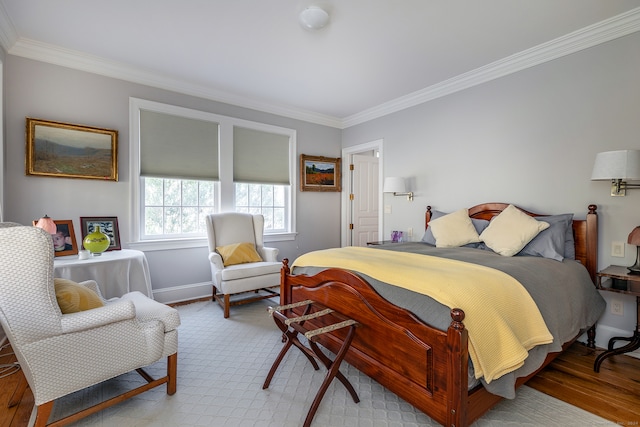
[26,117,118,181]
[32,219,79,257]
[80,217,121,251]
[300,154,341,192]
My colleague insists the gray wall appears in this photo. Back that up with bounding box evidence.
[343,32,640,349]
[3,56,342,300]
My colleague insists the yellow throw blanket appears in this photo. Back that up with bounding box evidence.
[292,246,553,383]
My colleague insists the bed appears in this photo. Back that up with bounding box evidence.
[279,202,605,427]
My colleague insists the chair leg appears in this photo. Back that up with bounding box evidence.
[33,401,54,427]
[167,353,177,395]
[224,294,230,318]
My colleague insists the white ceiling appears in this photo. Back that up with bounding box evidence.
[1,1,640,128]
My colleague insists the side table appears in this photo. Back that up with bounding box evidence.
[593,265,640,372]
[54,249,153,299]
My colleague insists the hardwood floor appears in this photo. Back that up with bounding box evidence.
[0,341,638,426]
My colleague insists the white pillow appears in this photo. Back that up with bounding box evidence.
[479,204,550,256]
[429,208,481,248]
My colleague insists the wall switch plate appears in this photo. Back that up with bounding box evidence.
[611,299,624,316]
[407,228,413,238]
[612,241,625,258]
[384,205,392,214]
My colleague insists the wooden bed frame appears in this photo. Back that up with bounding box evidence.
[279,203,598,427]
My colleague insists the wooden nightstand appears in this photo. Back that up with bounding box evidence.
[593,265,640,372]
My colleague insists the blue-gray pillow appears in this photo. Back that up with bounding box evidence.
[422,210,489,248]
[517,214,573,261]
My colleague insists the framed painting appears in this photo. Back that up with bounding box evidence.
[25,118,118,181]
[32,219,79,257]
[300,154,341,192]
[80,217,121,251]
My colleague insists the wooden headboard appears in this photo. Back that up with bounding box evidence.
[425,203,598,284]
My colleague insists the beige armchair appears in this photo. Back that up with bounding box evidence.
[0,224,180,427]
[205,213,280,318]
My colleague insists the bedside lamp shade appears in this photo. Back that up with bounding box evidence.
[591,150,640,196]
[383,177,414,201]
[628,226,640,273]
[35,215,57,234]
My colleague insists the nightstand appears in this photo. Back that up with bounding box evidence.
[593,265,640,372]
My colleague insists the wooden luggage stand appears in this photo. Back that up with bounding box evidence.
[263,299,360,427]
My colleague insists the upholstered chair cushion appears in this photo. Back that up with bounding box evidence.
[54,278,105,314]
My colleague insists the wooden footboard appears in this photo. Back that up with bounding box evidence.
[280,260,470,427]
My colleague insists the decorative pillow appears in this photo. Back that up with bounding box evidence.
[422,209,489,248]
[479,205,550,257]
[428,209,481,248]
[54,278,104,314]
[517,214,573,261]
[216,242,263,267]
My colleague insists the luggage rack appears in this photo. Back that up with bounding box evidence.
[263,299,360,427]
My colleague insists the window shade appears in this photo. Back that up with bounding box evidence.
[140,110,219,180]
[233,127,290,185]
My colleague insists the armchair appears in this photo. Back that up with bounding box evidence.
[205,213,280,318]
[0,224,179,427]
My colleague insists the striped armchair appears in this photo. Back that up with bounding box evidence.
[0,223,180,427]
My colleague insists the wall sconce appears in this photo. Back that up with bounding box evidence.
[591,149,640,196]
[383,177,413,201]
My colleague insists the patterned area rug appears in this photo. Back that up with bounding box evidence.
[41,300,614,426]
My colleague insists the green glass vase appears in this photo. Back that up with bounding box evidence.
[83,225,110,255]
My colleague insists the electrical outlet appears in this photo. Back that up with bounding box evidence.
[611,299,624,316]
[612,241,625,258]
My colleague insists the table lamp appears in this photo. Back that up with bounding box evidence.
[628,226,640,273]
[35,215,57,234]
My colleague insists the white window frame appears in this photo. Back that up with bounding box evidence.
[129,98,297,251]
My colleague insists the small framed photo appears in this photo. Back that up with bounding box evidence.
[25,117,118,181]
[300,154,342,192]
[80,217,121,251]
[32,219,79,257]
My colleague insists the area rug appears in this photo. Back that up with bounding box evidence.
[41,299,614,426]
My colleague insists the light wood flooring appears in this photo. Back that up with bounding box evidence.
[0,341,638,426]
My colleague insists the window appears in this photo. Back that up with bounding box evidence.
[130,98,296,248]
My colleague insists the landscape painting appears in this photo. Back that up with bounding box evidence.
[300,154,341,192]
[26,118,118,181]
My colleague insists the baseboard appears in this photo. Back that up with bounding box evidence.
[152,281,212,304]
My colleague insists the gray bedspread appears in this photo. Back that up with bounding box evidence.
[292,243,606,399]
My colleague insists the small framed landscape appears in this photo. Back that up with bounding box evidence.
[26,118,118,181]
[300,154,341,192]
[80,217,121,251]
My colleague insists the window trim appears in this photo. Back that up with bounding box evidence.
[129,98,297,250]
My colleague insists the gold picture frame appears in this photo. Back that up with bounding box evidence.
[300,154,341,192]
[26,118,118,181]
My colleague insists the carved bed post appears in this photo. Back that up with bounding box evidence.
[447,308,468,427]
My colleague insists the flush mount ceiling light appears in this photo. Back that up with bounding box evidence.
[299,6,330,30]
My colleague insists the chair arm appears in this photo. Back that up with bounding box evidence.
[60,300,136,334]
[208,251,224,270]
[261,246,279,262]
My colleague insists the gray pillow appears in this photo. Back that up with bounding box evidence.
[517,214,574,261]
[422,210,490,248]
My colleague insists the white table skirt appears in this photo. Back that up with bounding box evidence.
[53,249,153,299]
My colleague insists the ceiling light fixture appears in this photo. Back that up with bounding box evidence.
[299,6,330,30]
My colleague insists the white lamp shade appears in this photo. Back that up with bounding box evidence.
[383,177,406,193]
[591,150,640,180]
[299,6,330,30]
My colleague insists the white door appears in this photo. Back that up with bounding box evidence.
[350,154,379,246]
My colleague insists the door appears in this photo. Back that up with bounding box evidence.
[350,154,379,246]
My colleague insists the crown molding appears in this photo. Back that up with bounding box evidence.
[7,38,344,128]
[3,7,640,129]
[342,7,640,128]
[0,2,18,52]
